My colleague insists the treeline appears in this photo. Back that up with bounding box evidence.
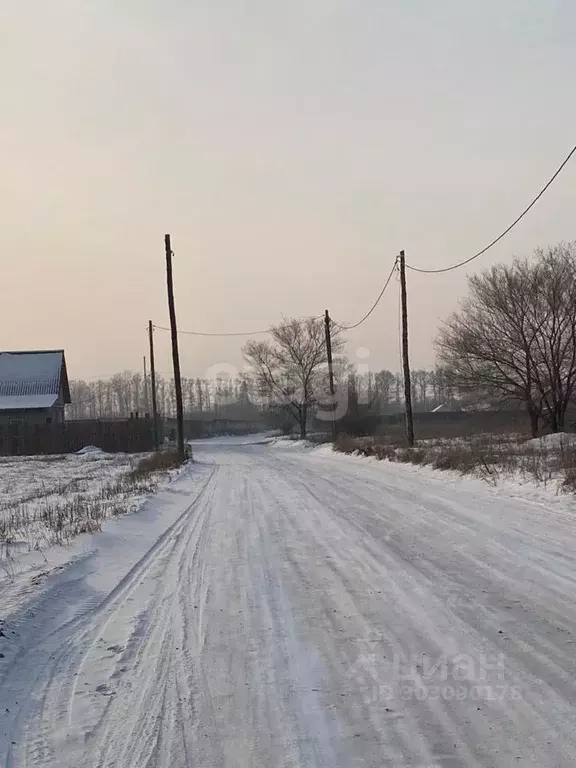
[67,368,459,421]
[68,373,255,421]
[346,369,460,414]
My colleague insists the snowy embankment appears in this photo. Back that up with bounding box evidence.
[332,431,576,499]
[0,448,183,578]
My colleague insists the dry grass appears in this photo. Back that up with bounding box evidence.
[335,436,397,461]
[0,450,185,552]
[560,449,576,492]
[334,432,576,492]
[128,449,184,481]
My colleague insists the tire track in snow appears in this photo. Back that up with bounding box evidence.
[5,464,217,768]
[90,480,215,768]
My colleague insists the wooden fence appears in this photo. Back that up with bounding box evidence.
[0,417,156,456]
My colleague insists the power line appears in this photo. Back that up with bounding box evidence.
[406,142,576,274]
[153,313,324,338]
[333,258,398,330]
[153,324,270,337]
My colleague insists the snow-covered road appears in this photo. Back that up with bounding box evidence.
[2,438,576,767]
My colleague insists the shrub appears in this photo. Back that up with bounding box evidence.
[374,444,396,460]
[406,448,426,464]
[432,447,477,474]
[334,435,363,455]
[128,450,184,482]
[560,447,576,492]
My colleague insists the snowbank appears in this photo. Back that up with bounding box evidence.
[76,445,110,458]
[526,432,576,449]
[267,437,314,450]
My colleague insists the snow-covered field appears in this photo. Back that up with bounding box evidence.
[0,449,179,570]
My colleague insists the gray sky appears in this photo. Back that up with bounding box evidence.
[1,0,574,380]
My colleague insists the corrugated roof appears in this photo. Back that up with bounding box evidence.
[0,351,70,407]
[0,394,59,411]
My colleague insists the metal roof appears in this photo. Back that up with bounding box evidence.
[0,394,59,411]
[0,350,71,408]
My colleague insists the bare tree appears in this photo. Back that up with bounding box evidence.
[413,369,430,411]
[244,317,342,439]
[374,370,395,412]
[437,243,576,436]
[529,245,576,431]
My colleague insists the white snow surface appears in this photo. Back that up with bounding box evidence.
[1,437,576,766]
[0,351,63,402]
[527,431,576,449]
[0,351,62,383]
[76,445,109,457]
[0,394,58,410]
[0,451,180,568]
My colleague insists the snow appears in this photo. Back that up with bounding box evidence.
[2,437,576,766]
[333,431,576,500]
[267,436,312,450]
[189,431,279,447]
[76,445,109,457]
[315,440,576,513]
[0,351,62,396]
[0,351,61,379]
[0,393,58,410]
[0,451,177,570]
[527,431,576,449]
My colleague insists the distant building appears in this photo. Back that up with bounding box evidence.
[0,350,71,427]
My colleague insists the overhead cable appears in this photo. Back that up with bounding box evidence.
[406,142,576,274]
[333,259,398,330]
[153,324,270,337]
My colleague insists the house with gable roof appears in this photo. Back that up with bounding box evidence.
[0,350,71,427]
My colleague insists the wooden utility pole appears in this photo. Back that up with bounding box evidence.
[148,321,159,451]
[398,250,415,446]
[143,355,149,415]
[165,234,186,461]
[324,309,337,441]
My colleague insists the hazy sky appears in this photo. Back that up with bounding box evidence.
[1,0,574,381]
